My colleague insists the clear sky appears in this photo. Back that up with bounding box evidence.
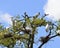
[0,0,47,15]
[0,0,60,48]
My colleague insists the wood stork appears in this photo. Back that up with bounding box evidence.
[45,23,52,32]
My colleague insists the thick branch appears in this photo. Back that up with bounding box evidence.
[38,42,45,48]
[30,33,34,48]
[50,34,58,39]
[27,34,31,48]
[38,34,58,48]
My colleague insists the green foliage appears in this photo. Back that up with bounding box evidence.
[0,38,15,47]
[0,13,51,48]
[32,18,46,26]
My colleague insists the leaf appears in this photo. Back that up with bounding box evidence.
[25,18,31,25]
[32,18,46,26]
[0,38,16,47]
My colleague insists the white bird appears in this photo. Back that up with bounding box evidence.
[56,30,60,34]
[26,26,32,31]
[25,25,32,34]
[45,24,49,32]
[45,23,52,32]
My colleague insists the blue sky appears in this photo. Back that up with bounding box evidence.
[0,0,47,27]
[0,0,47,15]
[0,0,60,48]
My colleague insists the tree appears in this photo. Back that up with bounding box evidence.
[0,12,60,48]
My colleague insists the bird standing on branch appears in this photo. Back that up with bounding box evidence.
[45,23,52,32]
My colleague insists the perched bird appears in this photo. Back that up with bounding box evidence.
[56,30,60,35]
[45,23,52,32]
[25,25,32,34]
[22,24,32,34]
[45,24,50,32]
